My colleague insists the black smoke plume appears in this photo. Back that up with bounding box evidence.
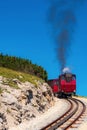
[48,0,84,72]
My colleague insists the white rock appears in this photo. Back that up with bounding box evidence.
[1,92,18,105]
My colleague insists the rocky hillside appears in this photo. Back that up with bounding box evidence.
[0,67,54,130]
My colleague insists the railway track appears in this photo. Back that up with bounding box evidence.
[41,98,86,130]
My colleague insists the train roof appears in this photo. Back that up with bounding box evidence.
[59,73,76,77]
[47,78,58,81]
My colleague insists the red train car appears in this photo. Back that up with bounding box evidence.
[47,73,76,97]
[47,79,59,96]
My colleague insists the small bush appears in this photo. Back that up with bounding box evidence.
[0,88,3,94]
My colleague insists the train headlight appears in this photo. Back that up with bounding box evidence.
[74,90,76,92]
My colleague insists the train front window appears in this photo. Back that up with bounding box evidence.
[66,77,71,82]
[65,73,72,82]
[53,80,59,85]
[72,76,76,80]
[61,76,65,80]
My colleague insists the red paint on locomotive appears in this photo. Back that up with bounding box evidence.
[59,73,76,96]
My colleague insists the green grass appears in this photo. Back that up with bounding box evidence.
[0,67,44,89]
[0,88,3,94]
[75,95,87,99]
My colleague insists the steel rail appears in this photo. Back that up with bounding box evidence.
[41,99,73,130]
[41,98,86,130]
[63,98,86,130]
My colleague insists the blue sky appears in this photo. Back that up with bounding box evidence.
[0,0,87,96]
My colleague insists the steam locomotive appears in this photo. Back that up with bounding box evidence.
[47,73,76,97]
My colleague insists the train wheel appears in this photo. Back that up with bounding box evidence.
[58,93,62,98]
